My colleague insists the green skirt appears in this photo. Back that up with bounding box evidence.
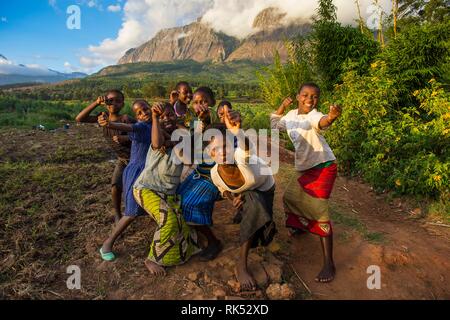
[133,188,201,266]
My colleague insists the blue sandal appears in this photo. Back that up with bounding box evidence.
[99,248,116,262]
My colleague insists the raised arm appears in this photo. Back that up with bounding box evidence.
[151,103,165,149]
[319,105,342,130]
[97,113,134,132]
[76,96,106,123]
[270,97,292,130]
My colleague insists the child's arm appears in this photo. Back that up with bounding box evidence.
[319,105,342,130]
[151,103,165,149]
[274,97,293,116]
[270,97,292,130]
[98,113,134,132]
[112,135,130,145]
[75,96,106,123]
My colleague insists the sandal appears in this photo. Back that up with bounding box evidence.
[99,248,116,262]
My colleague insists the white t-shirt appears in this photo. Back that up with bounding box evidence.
[271,109,336,171]
[211,147,275,196]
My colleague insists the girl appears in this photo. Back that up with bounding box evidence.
[217,100,233,124]
[133,102,201,276]
[177,87,222,261]
[75,90,134,223]
[98,100,152,261]
[270,83,342,283]
[209,108,277,291]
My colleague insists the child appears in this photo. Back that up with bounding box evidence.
[217,100,233,124]
[209,108,277,291]
[177,87,221,261]
[75,90,134,223]
[172,81,193,127]
[133,102,201,276]
[98,100,152,261]
[270,83,342,283]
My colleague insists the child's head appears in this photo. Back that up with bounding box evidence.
[159,102,178,134]
[132,100,151,123]
[192,87,216,110]
[217,100,232,123]
[105,89,125,114]
[296,83,321,114]
[205,123,234,165]
[176,81,193,105]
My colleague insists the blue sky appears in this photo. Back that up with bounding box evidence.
[0,0,124,73]
[0,0,391,75]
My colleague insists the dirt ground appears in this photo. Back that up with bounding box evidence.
[0,124,449,300]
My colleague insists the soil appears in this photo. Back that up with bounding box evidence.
[0,124,448,300]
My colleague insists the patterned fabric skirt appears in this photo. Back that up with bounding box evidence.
[133,188,201,266]
[177,171,220,226]
[283,163,337,237]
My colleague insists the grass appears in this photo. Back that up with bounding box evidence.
[330,204,386,244]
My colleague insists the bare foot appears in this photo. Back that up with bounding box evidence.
[145,259,166,276]
[315,263,336,283]
[235,265,257,291]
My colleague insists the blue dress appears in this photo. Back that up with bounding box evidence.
[123,121,152,216]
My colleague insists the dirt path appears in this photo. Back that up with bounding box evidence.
[0,125,448,300]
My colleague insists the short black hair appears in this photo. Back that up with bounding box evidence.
[218,100,232,109]
[107,89,125,101]
[176,81,192,92]
[298,82,321,95]
[131,99,149,110]
[194,86,216,106]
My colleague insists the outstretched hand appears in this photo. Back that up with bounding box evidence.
[329,104,342,120]
[223,106,242,135]
[281,97,294,110]
[97,112,109,127]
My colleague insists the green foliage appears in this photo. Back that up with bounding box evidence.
[257,42,313,108]
[379,20,450,103]
[142,82,167,99]
[328,61,449,199]
[315,0,337,23]
[311,21,380,90]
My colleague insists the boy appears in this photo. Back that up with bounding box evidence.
[76,90,134,223]
[270,83,341,283]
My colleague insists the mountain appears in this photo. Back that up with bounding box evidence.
[0,55,87,86]
[226,8,311,63]
[118,21,239,64]
[117,7,311,65]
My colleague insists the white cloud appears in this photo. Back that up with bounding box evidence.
[48,0,57,8]
[1,17,7,23]
[108,4,121,12]
[0,58,56,76]
[81,0,392,71]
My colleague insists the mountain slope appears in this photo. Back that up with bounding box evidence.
[118,22,239,64]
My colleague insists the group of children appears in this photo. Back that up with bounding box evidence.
[76,81,341,289]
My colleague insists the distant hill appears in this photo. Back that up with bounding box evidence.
[93,60,266,85]
[0,54,87,86]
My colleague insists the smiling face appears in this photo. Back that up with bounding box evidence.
[105,91,124,114]
[296,86,320,114]
[159,104,177,133]
[192,92,212,110]
[177,85,193,105]
[132,102,151,122]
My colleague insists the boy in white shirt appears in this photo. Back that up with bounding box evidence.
[208,109,277,292]
[270,83,341,283]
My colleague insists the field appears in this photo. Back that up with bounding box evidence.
[0,123,449,300]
